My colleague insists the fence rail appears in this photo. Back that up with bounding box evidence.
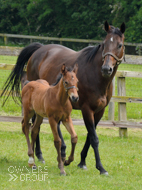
[1,33,142,47]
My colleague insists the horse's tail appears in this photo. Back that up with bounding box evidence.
[0,42,43,106]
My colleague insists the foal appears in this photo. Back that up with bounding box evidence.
[22,64,79,175]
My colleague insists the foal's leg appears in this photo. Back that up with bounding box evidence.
[31,114,43,166]
[32,114,45,163]
[57,121,67,162]
[62,117,78,166]
[22,111,35,166]
[49,118,66,175]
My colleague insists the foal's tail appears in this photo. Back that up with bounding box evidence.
[0,42,43,106]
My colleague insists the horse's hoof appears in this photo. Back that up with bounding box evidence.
[38,158,45,164]
[37,154,45,163]
[100,171,109,176]
[78,163,87,170]
[64,160,69,166]
[60,171,66,176]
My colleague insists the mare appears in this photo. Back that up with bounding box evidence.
[1,21,125,175]
[22,64,79,175]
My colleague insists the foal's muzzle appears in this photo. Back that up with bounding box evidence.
[70,95,79,103]
[101,65,113,77]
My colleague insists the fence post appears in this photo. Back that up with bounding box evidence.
[108,77,115,120]
[60,40,62,45]
[117,77,128,137]
[4,35,8,45]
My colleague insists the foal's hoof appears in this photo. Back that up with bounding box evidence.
[60,171,66,176]
[78,163,87,170]
[100,171,109,176]
[28,163,34,168]
[28,163,37,169]
[28,157,35,168]
[32,164,37,170]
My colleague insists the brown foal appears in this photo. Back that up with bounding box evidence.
[21,64,79,175]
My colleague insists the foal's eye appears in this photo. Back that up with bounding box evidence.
[118,44,122,49]
[64,81,68,85]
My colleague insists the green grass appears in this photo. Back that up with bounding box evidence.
[0,55,142,121]
[0,55,17,65]
[0,122,142,190]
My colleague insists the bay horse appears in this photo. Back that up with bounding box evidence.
[1,21,125,175]
[22,64,79,175]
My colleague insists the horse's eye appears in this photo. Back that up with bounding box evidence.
[72,76,74,80]
[118,44,122,49]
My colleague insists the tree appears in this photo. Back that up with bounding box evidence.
[0,0,142,42]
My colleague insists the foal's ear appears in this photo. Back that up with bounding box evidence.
[120,22,125,34]
[61,64,67,75]
[104,21,111,32]
[73,64,78,74]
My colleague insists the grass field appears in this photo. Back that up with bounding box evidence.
[0,122,142,190]
[0,55,142,121]
[0,54,142,189]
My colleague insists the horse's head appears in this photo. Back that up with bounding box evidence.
[101,21,125,78]
[61,64,79,102]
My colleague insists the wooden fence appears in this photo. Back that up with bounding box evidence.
[1,33,142,47]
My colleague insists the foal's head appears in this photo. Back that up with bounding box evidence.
[101,21,125,78]
[61,64,79,102]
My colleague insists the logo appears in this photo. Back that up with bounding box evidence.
[8,165,48,181]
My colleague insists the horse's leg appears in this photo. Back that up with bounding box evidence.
[31,114,43,167]
[49,118,66,175]
[57,121,67,162]
[32,114,45,163]
[78,133,90,170]
[78,109,105,170]
[62,117,78,166]
[78,106,108,175]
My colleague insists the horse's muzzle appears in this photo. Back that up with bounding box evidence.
[101,65,113,78]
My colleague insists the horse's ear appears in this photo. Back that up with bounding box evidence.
[61,64,67,75]
[73,64,78,74]
[104,21,111,32]
[120,22,125,34]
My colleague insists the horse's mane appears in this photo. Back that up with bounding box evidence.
[51,67,73,86]
[79,44,101,63]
